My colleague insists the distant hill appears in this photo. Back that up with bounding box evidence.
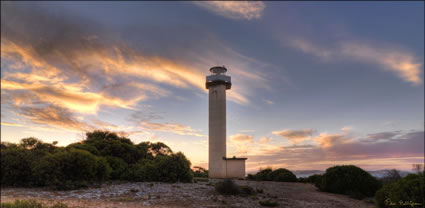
[367,170,412,178]
[293,170,324,178]
[293,169,413,178]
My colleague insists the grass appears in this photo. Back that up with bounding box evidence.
[1,199,68,208]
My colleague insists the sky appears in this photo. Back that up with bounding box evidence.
[1,1,424,172]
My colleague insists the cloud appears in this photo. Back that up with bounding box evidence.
[272,129,313,144]
[287,39,334,60]
[362,131,401,143]
[259,137,271,143]
[130,111,205,137]
[286,38,423,85]
[1,2,275,110]
[17,105,93,132]
[193,1,266,20]
[245,130,424,172]
[341,42,423,85]
[138,121,205,137]
[230,134,253,143]
[314,132,347,148]
[1,122,24,127]
[265,99,274,105]
[89,119,119,130]
[1,79,150,114]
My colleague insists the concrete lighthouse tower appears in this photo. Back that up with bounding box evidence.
[206,66,246,179]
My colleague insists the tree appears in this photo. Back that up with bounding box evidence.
[412,164,424,174]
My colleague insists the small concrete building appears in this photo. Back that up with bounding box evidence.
[206,66,247,179]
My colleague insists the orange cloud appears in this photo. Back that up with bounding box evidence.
[259,137,271,143]
[1,79,146,114]
[230,134,254,143]
[272,129,313,144]
[314,132,346,148]
[341,42,423,85]
[286,38,423,85]
[17,105,93,132]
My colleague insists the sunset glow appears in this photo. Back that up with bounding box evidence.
[1,1,423,173]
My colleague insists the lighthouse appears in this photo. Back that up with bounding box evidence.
[206,66,246,179]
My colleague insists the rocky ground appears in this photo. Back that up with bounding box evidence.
[1,179,377,208]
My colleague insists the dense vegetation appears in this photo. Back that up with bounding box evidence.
[375,172,424,208]
[192,166,209,178]
[315,165,382,199]
[1,130,193,190]
[247,168,297,182]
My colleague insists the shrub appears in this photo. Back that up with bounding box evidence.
[123,152,193,183]
[105,156,128,180]
[259,200,278,207]
[375,173,424,208]
[249,168,297,182]
[307,174,322,184]
[247,174,255,180]
[215,179,240,195]
[269,168,297,182]
[253,168,273,181]
[1,147,33,186]
[380,169,402,185]
[311,174,322,189]
[66,143,100,156]
[155,152,193,182]
[0,130,195,189]
[192,166,208,178]
[319,165,381,198]
[32,149,111,189]
[1,199,68,208]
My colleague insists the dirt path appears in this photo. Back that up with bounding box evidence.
[1,180,376,208]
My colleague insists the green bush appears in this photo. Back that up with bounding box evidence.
[192,166,208,178]
[247,174,255,180]
[311,174,323,189]
[375,173,424,208]
[105,156,128,180]
[252,168,273,181]
[122,152,192,183]
[1,147,33,186]
[269,168,297,182]
[32,149,111,189]
[66,143,100,156]
[249,168,297,182]
[1,199,68,208]
[307,174,322,184]
[1,130,194,189]
[319,165,381,198]
[215,179,240,195]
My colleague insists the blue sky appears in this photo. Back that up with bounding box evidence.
[1,1,423,171]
